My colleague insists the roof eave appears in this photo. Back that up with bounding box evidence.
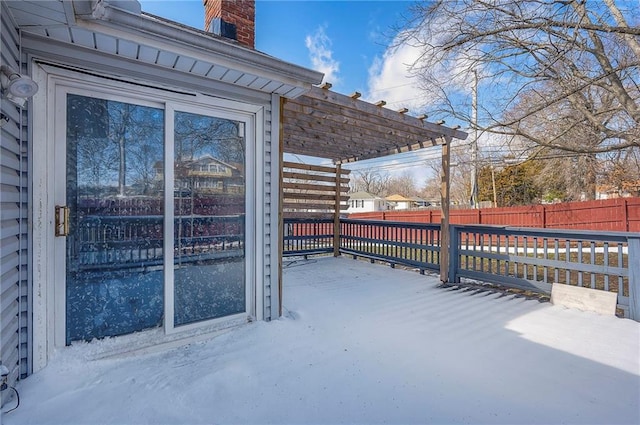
[73,1,323,96]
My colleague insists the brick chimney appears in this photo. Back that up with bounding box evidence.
[204,0,255,49]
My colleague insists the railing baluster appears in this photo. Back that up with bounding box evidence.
[590,242,596,289]
[512,235,518,278]
[543,238,548,284]
[532,237,538,282]
[464,232,469,271]
[554,239,559,284]
[523,236,528,280]
[617,242,623,298]
[578,240,583,287]
[565,239,571,285]
[487,233,492,274]
[604,242,610,291]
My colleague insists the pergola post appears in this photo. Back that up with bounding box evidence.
[440,136,452,283]
[333,163,342,257]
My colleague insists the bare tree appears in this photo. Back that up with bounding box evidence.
[601,147,640,196]
[527,149,599,201]
[423,143,476,205]
[76,135,116,194]
[419,176,441,202]
[349,168,391,195]
[174,112,243,163]
[404,0,640,155]
[104,103,168,197]
[385,172,418,198]
[68,95,116,196]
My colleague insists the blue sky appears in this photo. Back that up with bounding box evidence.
[138,0,449,183]
[139,1,415,98]
[140,0,415,102]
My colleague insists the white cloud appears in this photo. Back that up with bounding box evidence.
[365,42,423,111]
[305,26,340,85]
[366,26,482,115]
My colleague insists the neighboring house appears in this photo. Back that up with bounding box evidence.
[412,197,431,208]
[0,0,322,392]
[347,191,390,213]
[422,198,442,208]
[596,181,640,200]
[155,155,244,194]
[386,194,416,210]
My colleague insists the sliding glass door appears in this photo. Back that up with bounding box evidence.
[62,90,252,344]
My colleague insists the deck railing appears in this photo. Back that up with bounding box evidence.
[283,218,334,256]
[70,214,244,271]
[283,217,640,320]
[339,218,441,273]
[449,225,638,318]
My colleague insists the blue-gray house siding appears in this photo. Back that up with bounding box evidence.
[1,1,31,392]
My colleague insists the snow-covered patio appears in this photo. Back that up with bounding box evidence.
[5,256,639,424]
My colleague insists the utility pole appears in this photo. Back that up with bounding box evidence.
[471,69,479,209]
[491,162,498,208]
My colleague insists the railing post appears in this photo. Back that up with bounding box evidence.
[628,236,640,321]
[333,163,341,257]
[448,225,460,283]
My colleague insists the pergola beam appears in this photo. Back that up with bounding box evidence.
[304,87,467,138]
[281,124,439,161]
[337,139,439,164]
[284,97,433,145]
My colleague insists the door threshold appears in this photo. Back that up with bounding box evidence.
[75,316,250,361]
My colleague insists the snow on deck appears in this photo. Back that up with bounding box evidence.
[6,256,640,424]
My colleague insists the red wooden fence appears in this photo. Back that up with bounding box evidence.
[349,197,640,232]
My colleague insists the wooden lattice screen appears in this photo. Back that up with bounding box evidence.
[281,161,350,219]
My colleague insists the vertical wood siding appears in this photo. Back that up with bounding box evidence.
[1,2,30,392]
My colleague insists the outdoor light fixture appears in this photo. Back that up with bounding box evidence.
[1,65,39,108]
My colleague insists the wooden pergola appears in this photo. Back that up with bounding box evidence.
[282,86,467,163]
[277,85,468,302]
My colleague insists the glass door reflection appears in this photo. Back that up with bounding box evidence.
[173,111,246,326]
[65,94,164,343]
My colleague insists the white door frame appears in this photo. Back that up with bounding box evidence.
[31,63,264,371]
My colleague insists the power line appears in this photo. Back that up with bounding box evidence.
[344,157,441,174]
[367,82,416,95]
[343,151,443,170]
[346,149,601,173]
